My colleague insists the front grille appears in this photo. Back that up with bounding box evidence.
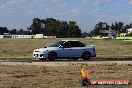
[35,51,39,52]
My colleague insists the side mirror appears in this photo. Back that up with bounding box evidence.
[59,45,64,48]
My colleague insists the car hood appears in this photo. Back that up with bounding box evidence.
[34,47,58,52]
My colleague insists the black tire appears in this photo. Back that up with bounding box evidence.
[48,52,57,61]
[39,58,46,61]
[82,52,91,61]
[80,77,91,86]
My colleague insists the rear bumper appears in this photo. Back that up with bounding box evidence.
[91,53,96,57]
[91,54,96,57]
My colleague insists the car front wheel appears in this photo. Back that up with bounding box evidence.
[82,52,91,61]
[48,52,57,61]
[39,58,46,61]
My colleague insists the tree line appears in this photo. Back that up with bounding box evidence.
[90,22,132,36]
[0,18,82,38]
[28,18,81,38]
[0,27,30,35]
[0,18,132,37]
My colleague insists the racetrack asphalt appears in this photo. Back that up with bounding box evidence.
[0,58,132,62]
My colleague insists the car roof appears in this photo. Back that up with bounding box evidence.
[61,40,80,42]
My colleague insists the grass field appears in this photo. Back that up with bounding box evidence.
[0,38,132,58]
[0,38,131,88]
[0,62,131,88]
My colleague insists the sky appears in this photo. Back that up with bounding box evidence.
[0,0,132,32]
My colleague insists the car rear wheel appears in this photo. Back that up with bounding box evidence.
[82,52,91,60]
[48,52,57,61]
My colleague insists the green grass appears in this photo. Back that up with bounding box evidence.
[0,38,132,58]
[117,37,132,40]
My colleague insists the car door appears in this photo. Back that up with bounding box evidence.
[69,41,86,57]
[57,41,74,58]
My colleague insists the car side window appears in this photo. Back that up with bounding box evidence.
[62,41,72,48]
[71,41,85,47]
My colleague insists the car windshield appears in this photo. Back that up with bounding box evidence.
[49,41,65,47]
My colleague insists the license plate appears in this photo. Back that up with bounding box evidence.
[35,54,38,57]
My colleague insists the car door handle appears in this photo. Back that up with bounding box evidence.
[83,49,85,50]
[69,49,72,50]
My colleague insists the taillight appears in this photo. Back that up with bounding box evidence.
[93,48,95,51]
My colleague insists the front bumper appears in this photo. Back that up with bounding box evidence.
[33,52,48,59]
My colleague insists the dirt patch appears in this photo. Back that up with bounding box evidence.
[0,62,132,88]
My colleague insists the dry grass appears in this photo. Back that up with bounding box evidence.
[0,38,132,58]
[0,63,132,88]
